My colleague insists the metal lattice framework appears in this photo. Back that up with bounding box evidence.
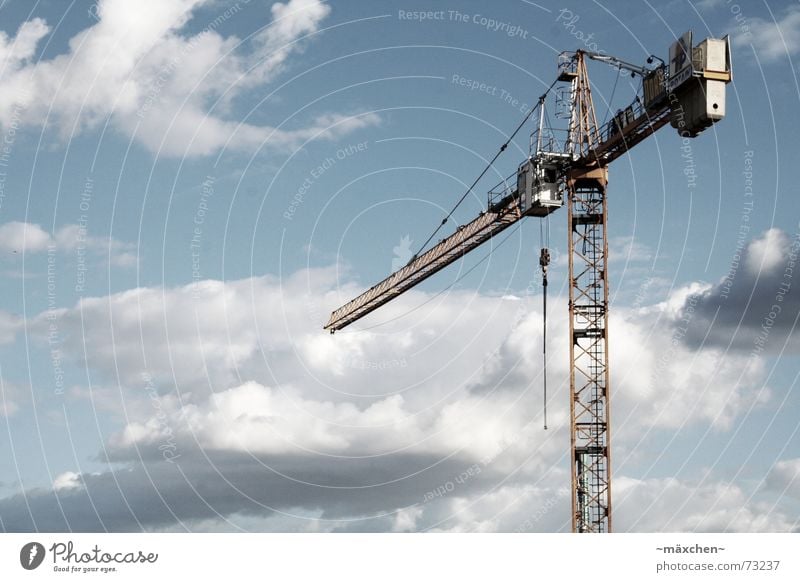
[566,53,611,533]
[567,166,611,533]
[568,53,601,160]
[325,195,523,332]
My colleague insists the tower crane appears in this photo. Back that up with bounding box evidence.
[324,32,731,533]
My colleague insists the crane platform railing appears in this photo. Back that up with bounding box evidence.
[487,171,519,211]
[582,96,672,167]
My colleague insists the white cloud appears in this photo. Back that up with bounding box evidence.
[0,0,378,157]
[415,472,796,532]
[52,471,83,491]
[738,5,800,63]
[419,481,570,533]
[1,260,786,531]
[391,505,424,532]
[250,0,331,83]
[0,18,50,69]
[19,263,770,462]
[109,382,427,457]
[22,265,768,466]
[615,475,795,532]
[0,222,52,253]
[767,458,800,500]
[0,221,137,266]
[611,313,769,433]
[53,224,139,267]
[671,228,800,352]
[745,227,788,275]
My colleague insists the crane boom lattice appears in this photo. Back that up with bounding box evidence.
[325,196,523,332]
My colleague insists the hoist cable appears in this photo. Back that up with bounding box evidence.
[539,219,551,431]
[542,267,548,431]
[601,66,621,126]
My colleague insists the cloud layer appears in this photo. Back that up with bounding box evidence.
[1,228,795,531]
[0,0,378,156]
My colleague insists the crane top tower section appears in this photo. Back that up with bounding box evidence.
[558,31,731,164]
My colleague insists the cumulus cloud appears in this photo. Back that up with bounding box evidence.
[767,458,800,500]
[615,476,797,532]
[0,0,378,157]
[671,228,800,353]
[52,471,83,491]
[0,380,26,417]
[251,0,331,83]
[739,5,800,63]
[414,473,798,532]
[26,266,768,451]
[0,221,137,266]
[391,505,424,532]
[0,18,50,69]
[0,222,51,253]
[746,227,790,275]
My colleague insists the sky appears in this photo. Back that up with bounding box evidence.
[0,0,798,532]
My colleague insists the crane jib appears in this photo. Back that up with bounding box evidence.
[324,195,524,332]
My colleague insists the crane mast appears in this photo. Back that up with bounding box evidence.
[324,33,731,533]
[562,51,613,533]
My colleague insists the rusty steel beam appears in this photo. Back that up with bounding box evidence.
[567,165,611,533]
[566,53,612,533]
[324,195,524,332]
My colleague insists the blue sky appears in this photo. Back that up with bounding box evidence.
[0,0,798,532]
